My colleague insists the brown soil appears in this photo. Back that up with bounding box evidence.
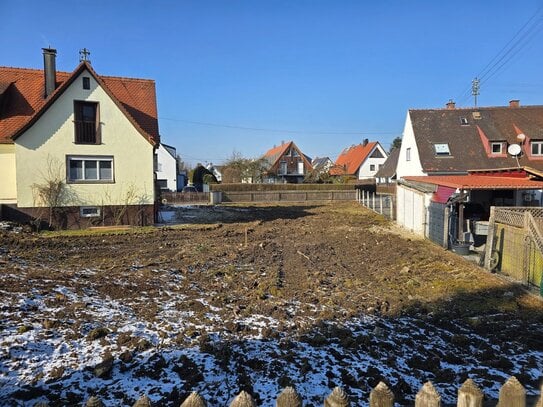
[1,202,542,405]
[3,202,540,319]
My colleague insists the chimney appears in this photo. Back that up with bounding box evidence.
[509,99,520,108]
[446,100,456,110]
[363,138,369,146]
[42,48,57,98]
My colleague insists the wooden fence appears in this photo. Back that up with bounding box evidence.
[72,376,541,407]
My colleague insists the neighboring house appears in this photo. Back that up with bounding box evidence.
[330,139,388,180]
[397,169,543,248]
[261,141,313,183]
[311,156,333,173]
[0,48,160,228]
[396,100,543,179]
[375,147,400,185]
[156,143,178,192]
[206,163,223,183]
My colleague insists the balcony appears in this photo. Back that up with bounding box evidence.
[74,120,99,144]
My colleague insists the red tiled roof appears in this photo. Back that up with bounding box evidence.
[262,141,292,166]
[0,62,159,145]
[403,175,543,190]
[330,142,378,175]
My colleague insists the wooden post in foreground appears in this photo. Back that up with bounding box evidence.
[498,376,525,407]
[369,382,394,407]
[457,379,483,407]
[415,382,441,407]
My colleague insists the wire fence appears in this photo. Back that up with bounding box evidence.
[486,207,543,294]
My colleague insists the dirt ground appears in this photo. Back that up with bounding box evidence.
[1,202,542,406]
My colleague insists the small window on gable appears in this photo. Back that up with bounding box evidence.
[406,147,411,161]
[434,143,451,156]
[370,149,384,158]
[370,164,376,171]
[491,142,503,154]
[460,117,469,125]
[82,77,90,90]
[292,149,300,157]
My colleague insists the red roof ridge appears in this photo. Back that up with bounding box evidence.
[99,74,155,83]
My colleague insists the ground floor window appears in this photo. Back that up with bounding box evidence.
[67,156,114,182]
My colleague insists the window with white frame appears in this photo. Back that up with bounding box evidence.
[531,141,543,156]
[491,142,503,154]
[370,164,376,171]
[406,147,411,161]
[434,143,451,156]
[68,156,114,182]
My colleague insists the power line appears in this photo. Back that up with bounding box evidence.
[160,117,398,135]
[456,5,543,105]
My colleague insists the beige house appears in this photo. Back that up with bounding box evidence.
[0,49,160,228]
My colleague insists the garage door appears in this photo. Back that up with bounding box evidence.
[397,185,425,236]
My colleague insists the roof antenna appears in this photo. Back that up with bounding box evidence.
[79,48,91,63]
[471,77,480,107]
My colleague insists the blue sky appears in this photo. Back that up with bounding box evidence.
[1,1,543,166]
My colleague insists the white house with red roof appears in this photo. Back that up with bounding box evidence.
[0,49,160,228]
[330,139,388,180]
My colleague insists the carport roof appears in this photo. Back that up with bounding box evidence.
[403,175,543,190]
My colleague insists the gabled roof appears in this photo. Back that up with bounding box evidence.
[409,104,543,173]
[0,62,159,145]
[311,156,332,170]
[262,141,312,170]
[375,147,400,178]
[403,174,543,190]
[330,141,381,175]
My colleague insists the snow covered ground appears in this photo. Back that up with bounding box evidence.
[1,270,542,406]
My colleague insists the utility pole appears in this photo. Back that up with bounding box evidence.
[471,77,480,107]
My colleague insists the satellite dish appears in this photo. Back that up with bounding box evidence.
[507,144,522,156]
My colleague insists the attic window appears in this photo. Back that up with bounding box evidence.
[434,143,451,156]
[491,142,503,154]
[460,117,469,125]
[82,77,90,90]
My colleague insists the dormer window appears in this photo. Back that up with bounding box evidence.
[74,101,100,144]
[460,117,469,125]
[531,141,543,156]
[491,142,503,154]
[434,143,451,156]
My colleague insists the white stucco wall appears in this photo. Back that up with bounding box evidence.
[156,144,177,191]
[357,143,388,179]
[396,112,425,178]
[396,184,432,236]
[0,144,17,203]
[14,69,155,208]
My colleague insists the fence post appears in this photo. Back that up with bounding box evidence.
[230,391,257,407]
[457,379,483,407]
[415,382,441,407]
[276,387,303,407]
[369,382,394,407]
[133,395,152,407]
[372,192,375,211]
[324,387,350,407]
[85,396,104,407]
[484,206,496,270]
[181,392,207,407]
[498,376,525,407]
[379,195,383,215]
[443,206,450,248]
